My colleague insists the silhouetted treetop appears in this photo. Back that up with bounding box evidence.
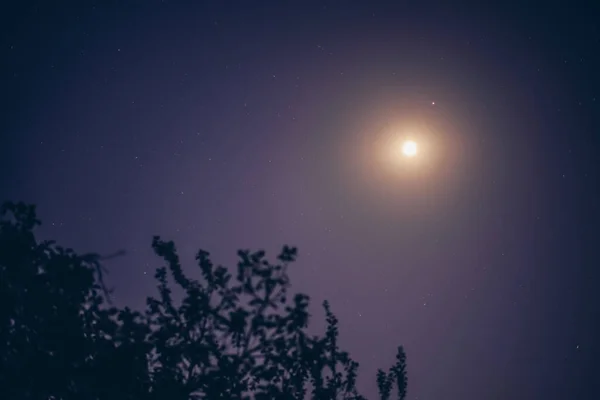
[0,201,408,400]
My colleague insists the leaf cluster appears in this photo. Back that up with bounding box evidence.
[0,201,408,400]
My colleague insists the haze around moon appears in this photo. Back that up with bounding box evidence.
[402,140,418,157]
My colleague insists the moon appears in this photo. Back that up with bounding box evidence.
[401,140,418,157]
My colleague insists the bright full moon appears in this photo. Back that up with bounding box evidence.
[402,140,418,157]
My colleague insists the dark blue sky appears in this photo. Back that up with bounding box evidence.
[2,2,600,399]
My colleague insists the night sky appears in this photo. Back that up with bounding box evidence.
[2,2,600,399]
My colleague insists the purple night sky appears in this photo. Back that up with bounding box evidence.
[3,2,600,399]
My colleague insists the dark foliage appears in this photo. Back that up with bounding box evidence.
[0,201,408,400]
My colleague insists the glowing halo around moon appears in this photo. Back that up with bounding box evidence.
[342,107,470,215]
[371,126,440,179]
[401,140,418,157]
[387,136,422,165]
[351,114,457,189]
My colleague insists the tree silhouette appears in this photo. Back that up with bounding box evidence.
[0,201,408,400]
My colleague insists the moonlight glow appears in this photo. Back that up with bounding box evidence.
[402,140,418,157]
